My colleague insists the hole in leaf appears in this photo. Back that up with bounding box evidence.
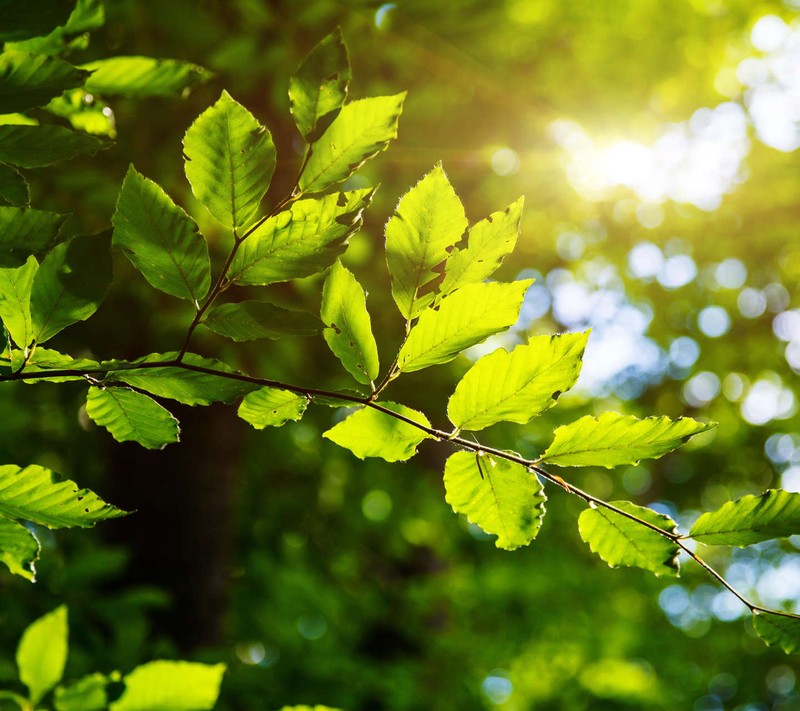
[552,390,562,400]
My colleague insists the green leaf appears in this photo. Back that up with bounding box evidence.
[690,489,800,546]
[54,673,109,711]
[299,93,405,193]
[112,352,259,406]
[30,231,112,344]
[289,27,350,141]
[0,163,29,207]
[540,413,714,468]
[110,661,225,711]
[385,164,468,319]
[238,388,308,429]
[227,189,375,286]
[183,91,276,230]
[0,51,90,114]
[324,402,432,462]
[321,261,379,384]
[0,0,76,42]
[447,331,589,431]
[397,280,532,373]
[752,613,800,654]
[440,196,524,296]
[85,386,180,449]
[0,124,109,168]
[0,517,39,580]
[578,501,679,577]
[82,57,212,97]
[0,254,38,348]
[8,347,100,382]
[17,605,68,704]
[45,88,115,138]
[6,0,105,56]
[0,464,127,528]
[443,451,546,550]
[112,166,210,303]
[201,300,321,341]
[0,206,66,252]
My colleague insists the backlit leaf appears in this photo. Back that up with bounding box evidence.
[30,231,112,343]
[0,206,66,252]
[0,124,108,167]
[54,673,109,711]
[6,347,100,382]
[0,0,76,42]
[0,164,29,207]
[440,196,524,296]
[17,605,68,704]
[201,301,321,341]
[321,261,379,384]
[112,352,259,406]
[0,464,126,528]
[690,489,800,546]
[299,94,405,193]
[324,402,432,462]
[110,661,225,711]
[183,91,276,230]
[85,386,180,449]
[238,388,308,429]
[112,166,210,303]
[289,27,350,141]
[398,280,532,373]
[227,189,374,286]
[385,164,467,319]
[540,412,714,468]
[447,331,588,431]
[0,517,39,580]
[444,451,546,550]
[579,501,679,577]
[752,613,800,655]
[82,57,211,97]
[5,0,104,56]
[0,254,37,348]
[45,88,115,138]
[0,50,89,114]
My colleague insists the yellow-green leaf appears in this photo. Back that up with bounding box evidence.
[238,388,308,429]
[17,606,68,704]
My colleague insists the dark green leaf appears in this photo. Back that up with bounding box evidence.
[0,517,39,581]
[0,124,109,168]
[385,164,468,319]
[201,300,321,341]
[7,0,105,56]
[324,402,432,462]
[238,388,308,429]
[0,206,66,252]
[85,386,180,449]
[447,331,588,431]
[690,489,800,546]
[0,163,29,207]
[16,605,68,704]
[112,166,210,303]
[321,261,379,384]
[397,280,532,373]
[0,0,76,42]
[299,93,405,193]
[752,613,800,655]
[0,51,89,114]
[112,352,259,406]
[110,661,225,711]
[9,347,100,382]
[440,196,524,296]
[289,28,350,141]
[82,56,212,97]
[540,413,714,468]
[183,91,276,230]
[444,451,546,550]
[0,254,37,348]
[227,189,375,286]
[579,501,679,577]
[54,673,109,711]
[0,464,127,528]
[30,231,112,343]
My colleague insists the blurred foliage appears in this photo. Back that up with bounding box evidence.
[3,0,800,709]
